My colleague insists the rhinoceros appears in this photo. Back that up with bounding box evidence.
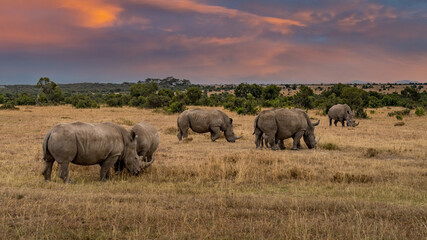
[328,104,359,127]
[177,109,241,142]
[254,108,320,150]
[115,122,159,174]
[42,122,141,182]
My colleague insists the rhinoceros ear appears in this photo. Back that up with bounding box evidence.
[130,130,137,141]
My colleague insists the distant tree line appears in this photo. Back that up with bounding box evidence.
[1,77,426,117]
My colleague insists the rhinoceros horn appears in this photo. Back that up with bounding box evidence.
[234,135,242,140]
[312,120,320,126]
[140,156,155,170]
[354,122,359,127]
[315,136,321,144]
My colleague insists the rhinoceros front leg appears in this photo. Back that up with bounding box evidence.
[292,137,301,149]
[334,120,338,126]
[329,117,332,126]
[292,131,304,150]
[114,160,124,175]
[100,156,119,181]
[210,127,221,142]
[278,139,286,150]
[341,119,345,127]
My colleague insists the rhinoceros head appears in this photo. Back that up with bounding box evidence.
[224,118,242,142]
[123,134,141,175]
[304,120,320,149]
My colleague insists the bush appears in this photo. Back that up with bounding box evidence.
[394,122,405,126]
[105,94,127,107]
[186,87,202,105]
[262,85,281,100]
[165,100,186,113]
[415,107,425,116]
[68,94,100,108]
[396,115,403,120]
[236,94,259,115]
[0,101,19,110]
[128,96,147,107]
[146,94,170,108]
[129,82,158,97]
[388,109,410,117]
[15,93,36,105]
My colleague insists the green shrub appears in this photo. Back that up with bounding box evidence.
[396,115,403,120]
[319,143,339,150]
[415,107,425,116]
[0,101,19,110]
[370,110,375,114]
[165,100,186,113]
[388,109,410,117]
[146,94,170,108]
[68,94,100,108]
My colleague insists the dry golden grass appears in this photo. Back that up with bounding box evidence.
[0,105,426,239]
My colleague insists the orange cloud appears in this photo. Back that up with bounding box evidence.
[60,0,123,28]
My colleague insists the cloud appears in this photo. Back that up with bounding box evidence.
[60,0,123,28]
[0,0,426,84]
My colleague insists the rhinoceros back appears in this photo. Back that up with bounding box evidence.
[46,122,126,165]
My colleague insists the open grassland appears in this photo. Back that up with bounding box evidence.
[0,105,426,239]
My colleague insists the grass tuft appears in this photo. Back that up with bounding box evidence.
[332,172,374,183]
[113,118,135,126]
[394,122,405,126]
[365,148,379,158]
[318,142,339,150]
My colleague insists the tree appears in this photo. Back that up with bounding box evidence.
[130,82,158,97]
[186,87,202,105]
[401,87,420,102]
[36,77,63,104]
[262,85,281,100]
[234,83,250,98]
[293,85,314,109]
[341,87,369,118]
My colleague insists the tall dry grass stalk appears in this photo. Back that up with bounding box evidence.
[0,105,426,239]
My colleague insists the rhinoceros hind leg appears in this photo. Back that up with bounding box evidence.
[58,162,71,183]
[42,160,54,181]
[210,127,221,142]
[329,117,332,126]
[177,130,183,141]
[254,132,263,149]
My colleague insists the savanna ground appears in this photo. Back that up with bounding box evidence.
[0,105,426,239]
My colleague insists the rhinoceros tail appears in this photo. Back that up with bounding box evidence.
[253,115,260,135]
[42,131,53,162]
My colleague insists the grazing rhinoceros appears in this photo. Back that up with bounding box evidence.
[254,108,320,150]
[42,122,141,182]
[177,109,242,142]
[328,104,359,127]
[115,122,159,174]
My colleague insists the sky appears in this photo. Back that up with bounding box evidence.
[0,0,426,85]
